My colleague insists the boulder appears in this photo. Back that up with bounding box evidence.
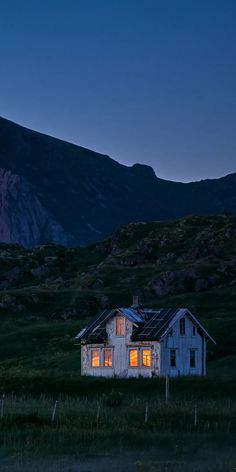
[148,270,197,297]
[31,265,49,279]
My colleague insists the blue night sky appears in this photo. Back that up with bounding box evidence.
[0,0,236,182]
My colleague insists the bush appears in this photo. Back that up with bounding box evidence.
[102,389,123,407]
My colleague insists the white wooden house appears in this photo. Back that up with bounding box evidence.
[75,298,215,378]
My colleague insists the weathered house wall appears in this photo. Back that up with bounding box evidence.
[160,313,204,376]
[81,315,160,378]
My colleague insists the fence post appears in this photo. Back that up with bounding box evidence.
[96,402,101,421]
[194,405,198,427]
[165,376,169,403]
[52,400,58,423]
[145,402,149,424]
[0,394,5,419]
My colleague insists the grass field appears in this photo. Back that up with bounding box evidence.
[0,216,236,470]
[0,287,235,470]
[0,392,235,471]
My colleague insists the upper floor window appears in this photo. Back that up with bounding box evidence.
[142,349,151,367]
[129,349,138,367]
[116,316,125,336]
[91,349,100,367]
[104,349,113,367]
[190,349,196,368]
[180,318,185,335]
[192,326,196,336]
[170,349,176,367]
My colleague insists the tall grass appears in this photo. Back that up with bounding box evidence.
[0,394,235,454]
[0,394,235,471]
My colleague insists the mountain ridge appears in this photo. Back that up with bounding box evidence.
[2,115,235,184]
[1,116,236,247]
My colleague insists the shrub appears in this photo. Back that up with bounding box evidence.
[102,389,123,407]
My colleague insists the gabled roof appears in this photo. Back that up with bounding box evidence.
[75,306,215,344]
[132,308,216,344]
[75,306,147,343]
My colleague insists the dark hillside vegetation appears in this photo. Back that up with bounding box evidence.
[0,214,236,470]
[0,214,236,394]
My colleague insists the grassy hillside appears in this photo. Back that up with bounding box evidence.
[0,214,236,470]
[0,214,236,393]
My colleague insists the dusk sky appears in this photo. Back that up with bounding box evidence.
[0,0,236,182]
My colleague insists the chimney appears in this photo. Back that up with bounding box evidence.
[132,295,139,307]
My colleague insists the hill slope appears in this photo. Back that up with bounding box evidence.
[1,116,236,246]
[0,214,236,391]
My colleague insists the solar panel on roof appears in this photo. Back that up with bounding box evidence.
[134,308,179,339]
[77,306,186,343]
[79,309,112,340]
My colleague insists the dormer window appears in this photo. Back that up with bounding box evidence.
[180,318,185,336]
[116,316,125,336]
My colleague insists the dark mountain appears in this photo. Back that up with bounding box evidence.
[0,116,236,246]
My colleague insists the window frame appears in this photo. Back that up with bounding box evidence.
[129,348,139,368]
[91,348,101,368]
[169,348,177,368]
[141,348,152,368]
[190,349,197,369]
[103,348,113,367]
[179,318,186,336]
[116,316,125,336]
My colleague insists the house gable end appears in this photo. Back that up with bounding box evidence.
[185,310,216,344]
[159,308,216,344]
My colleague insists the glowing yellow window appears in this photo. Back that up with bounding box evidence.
[91,349,100,367]
[116,316,125,336]
[104,349,112,367]
[142,349,151,367]
[129,349,138,367]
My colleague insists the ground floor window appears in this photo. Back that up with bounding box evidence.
[190,349,196,368]
[129,349,138,367]
[170,349,176,367]
[91,349,100,367]
[129,347,152,367]
[90,346,153,369]
[141,348,151,367]
[104,348,113,367]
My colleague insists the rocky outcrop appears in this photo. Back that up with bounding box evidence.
[0,169,73,247]
[120,252,147,266]
[147,270,197,297]
[147,270,222,297]
[0,215,236,318]
[0,294,26,312]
